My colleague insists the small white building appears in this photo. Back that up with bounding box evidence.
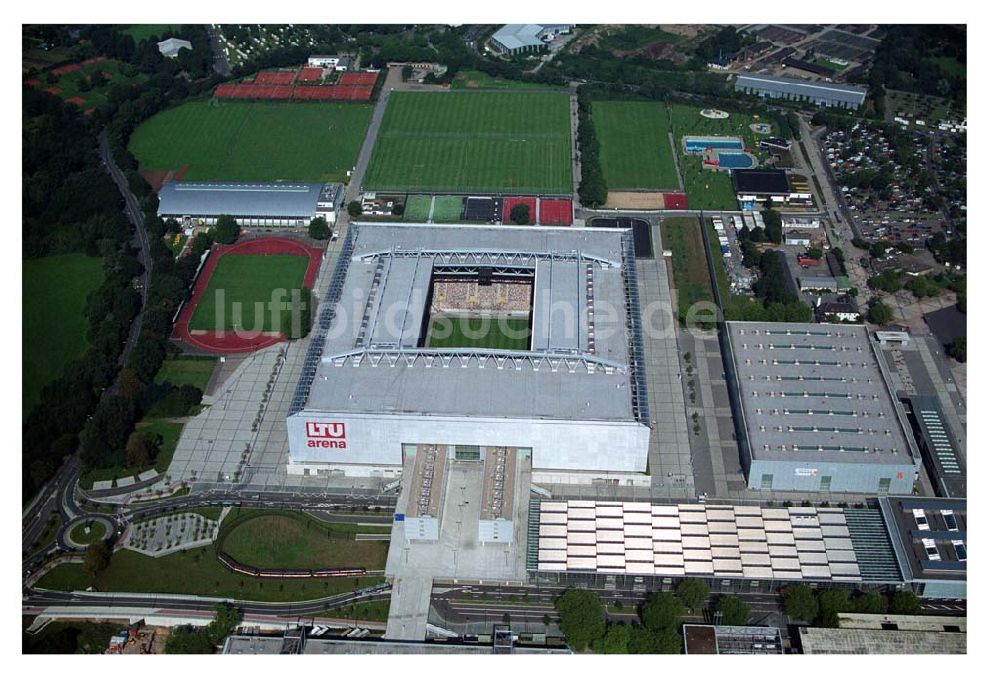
[157,37,193,59]
[307,55,347,70]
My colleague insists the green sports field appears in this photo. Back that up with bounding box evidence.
[427,315,531,350]
[431,195,464,222]
[128,100,373,183]
[592,100,679,190]
[22,253,104,417]
[364,91,573,194]
[403,195,432,222]
[188,254,309,333]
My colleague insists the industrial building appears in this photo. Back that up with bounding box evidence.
[725,322,921,494]
[798,275,841,292]
[488,24,572,55]
[880,496,967,599]
[286,223,650,482]
[527,499,903,591]
[735,73,868,110]
[797,613,966,654]
[732,169,813,208]
[903,395,965,498]
[683,625,784,655]
[157,181,344,228]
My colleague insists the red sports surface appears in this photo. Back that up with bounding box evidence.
[65,96,86,106]
[539,199,573,226]
[255,70,297,85]
[171,237,324,354]
[339,71,378,86]
[297,67,324,82]
[51,63,81,76]
[663,192,689,210]
[502,197,537,224]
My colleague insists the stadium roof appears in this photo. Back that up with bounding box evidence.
[491,24,551,51]
[528,499,902,583]
[732,169,791,195]
[726,322,917,465]
[295,223,647,423]
[157,181,327,219]
[735,73,868,106]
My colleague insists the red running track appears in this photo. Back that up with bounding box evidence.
[171,237,324,355]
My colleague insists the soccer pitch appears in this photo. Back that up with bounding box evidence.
[189,254,309,333]
[592,100,680,190]
[427,315,531,351]
[363,91,573,194]
[128,100,373,183]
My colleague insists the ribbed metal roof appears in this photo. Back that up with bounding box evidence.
[736,73,867,105]
[157,181,327,219]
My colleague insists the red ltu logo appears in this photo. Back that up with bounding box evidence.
[307,422,345,439]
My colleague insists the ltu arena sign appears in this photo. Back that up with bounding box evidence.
[306,421,347,448]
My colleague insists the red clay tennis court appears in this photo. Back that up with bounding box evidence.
[502,197,537,224]
[255,70,297,85]
[539,199,573,226]
[171,237,324,354]
[339,71,378,86]
[663,192,689,210]
[51,63,81,77]
[297,67,324,82]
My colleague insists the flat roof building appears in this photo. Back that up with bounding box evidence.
[725,322,920,494]
[732,169,812,208]
[157,181,344,227]
[798,275,841,292]
[736,73,868,110]
[904,395,965,498]
[488,24,571,55]
[798,613,966,654]
[880,496,966,599]
[286,223,651,481]
[683,625,784,654]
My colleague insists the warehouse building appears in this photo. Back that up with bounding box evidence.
[725,322,921,494]
[157,181,344,228]
[735,73,867,110]
[527,499,903,592]
[286,223,651,483]
[488,24,572,55]
[798,275,841,292]
[880,496,966,599]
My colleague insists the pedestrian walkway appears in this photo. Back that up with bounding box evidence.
[385,575,433,641]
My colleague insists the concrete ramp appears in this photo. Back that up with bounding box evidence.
[384,575,433,641]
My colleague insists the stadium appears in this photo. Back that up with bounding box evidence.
[285,223,650,482]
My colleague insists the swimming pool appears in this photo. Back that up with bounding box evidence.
[684,137,745,153]
[717,152,754,169]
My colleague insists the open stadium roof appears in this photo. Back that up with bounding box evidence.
[157,181,327,219]
[293,223,648,423]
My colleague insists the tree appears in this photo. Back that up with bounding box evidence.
[593,623,631,654]
[117,368,146,402]
[947,336,966,363]
[125,431,154,468]
[554,588,606,651]
[83,541,111,578]
[749,226,766,243]
[761,208,782,244]
[889,590,922,616]
[211,215,239,244]
[676,579,710,611]
[402,64,414,80]
[868,300,895,325]
[853,591,888,615]
[206,604,241,646]
[164,626,215,654]
[817,588,853,627]
[308,216,332,240]
[640,591,684,632]
[628,626,682,654]
[782,585,818,623]
[510,203,531,225]
[347,200,363,218]
[716,595,750,626]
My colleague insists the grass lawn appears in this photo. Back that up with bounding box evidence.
[427,315,531,350]
[450,70,565,91]
[431,195,464,222]
[35,545,384,603]
[364,91,572,193]
[129,100,373,183]
[337,599,391,622]
[929,56,966,78]
[22,253,104,417]
[599,25,681,50]
[48,58,148,109]
[154,356,217,391]
[122,25,183,42]
[667,103,779,210]
[188,254,309,333]
[662,217,714,323]
[813,58,847,72]
[592,101,678,190]
[69,520,108,545]
[403,195,432,222]
[220,511,390,570]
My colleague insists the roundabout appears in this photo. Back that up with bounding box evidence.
[61,515,115,549]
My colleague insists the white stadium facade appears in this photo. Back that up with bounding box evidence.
[285,223,651,482]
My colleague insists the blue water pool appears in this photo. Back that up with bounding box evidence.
[684,137,745,153]
[717,152,754,169]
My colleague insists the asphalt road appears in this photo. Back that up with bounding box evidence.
[205,25,232,77]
